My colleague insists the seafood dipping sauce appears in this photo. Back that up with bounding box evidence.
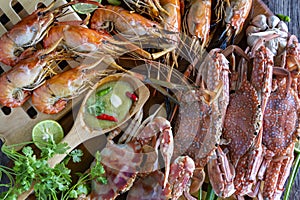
[83,80,134,130]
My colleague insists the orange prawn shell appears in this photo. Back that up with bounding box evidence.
[0,57,49,107]
[90,5,161,35]
[186,0,211,45]
[160,0,182,32]
[32,65,97,114]
[43,24,112,52]
[0,5,55,66]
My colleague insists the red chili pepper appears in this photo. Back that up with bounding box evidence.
[96,114,118,122]
[126,91,138,101]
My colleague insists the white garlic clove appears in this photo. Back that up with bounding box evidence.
[277,21,289,32]
[251,14,268,30]
[267,15,280,28]
[246,25,262,35]
[110,94,122,108]
[276,29,289,38]
[265,39,278,55]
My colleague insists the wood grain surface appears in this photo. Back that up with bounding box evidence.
[0,0,300,199]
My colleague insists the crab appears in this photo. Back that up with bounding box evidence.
[257,70,300,199]
[79,106,197,200]
[173,45,248,196]
[127,156,196,200]
[207,40,279,198]
[284,35,300,100]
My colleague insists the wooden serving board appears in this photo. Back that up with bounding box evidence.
[0,0,84,149]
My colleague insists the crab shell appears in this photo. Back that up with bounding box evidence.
[126,156,195,200]
[173,90,217,168]
[263,84,299,155]
[223,80,262,166]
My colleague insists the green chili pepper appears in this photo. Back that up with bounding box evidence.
[96,87,112,97]
[276,14,291,22]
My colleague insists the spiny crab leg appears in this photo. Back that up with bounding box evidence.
[155,121,174,188]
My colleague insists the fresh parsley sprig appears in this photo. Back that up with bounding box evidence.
[0,140,107,199]
[62,151,107,199]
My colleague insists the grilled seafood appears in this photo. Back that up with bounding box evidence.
[87,116,175,199]
[31,60,108,114]
[0,0,100,66]
[123,0,169,20]
[127,156,196,200]
[0,39,62,107]
[203,46,249,197]
[217,0,253,46]
[90,5,163,37]
[258,71,300,199]
[173,46,245,195]
[185,0,211,50]
[232,43,274,197]
[43,23,174,62]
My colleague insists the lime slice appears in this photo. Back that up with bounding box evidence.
[295,140,300,153]
[32,120,64,149]
[72,0,102,14]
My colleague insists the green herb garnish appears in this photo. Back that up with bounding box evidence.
[87,101,106,116]
[0,133,106,199]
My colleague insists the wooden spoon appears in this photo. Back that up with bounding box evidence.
[17,73,150,200]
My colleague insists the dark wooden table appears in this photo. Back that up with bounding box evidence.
[1,0,300,199]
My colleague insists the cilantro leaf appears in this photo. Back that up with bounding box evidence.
[70,149,83,163]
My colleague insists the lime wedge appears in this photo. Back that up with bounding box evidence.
[72,0,102,14]
[32,120,64,149]
[295,140,300,153]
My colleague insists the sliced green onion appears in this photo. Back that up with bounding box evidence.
[96,86,112,97]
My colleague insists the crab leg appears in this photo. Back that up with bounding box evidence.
[262,142,295,199]
[207,146,235,198]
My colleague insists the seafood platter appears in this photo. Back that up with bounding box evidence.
[0,0,300,199]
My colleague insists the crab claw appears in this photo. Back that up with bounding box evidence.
[135,117,174,188]
[207,146,236,198]
[154,117,174,189]
[169,156,196,200]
